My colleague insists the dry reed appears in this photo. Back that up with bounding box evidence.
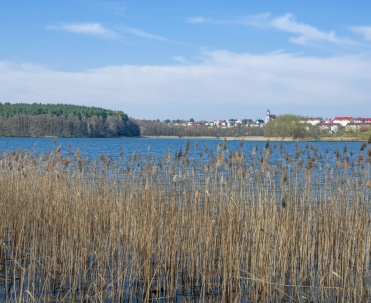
[0,141,370,302]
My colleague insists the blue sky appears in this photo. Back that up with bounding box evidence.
[1,1,371,120]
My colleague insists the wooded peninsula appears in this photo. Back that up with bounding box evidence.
[0,103,140,137]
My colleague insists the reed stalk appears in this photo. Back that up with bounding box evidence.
[0,142,370,302]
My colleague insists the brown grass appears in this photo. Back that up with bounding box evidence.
[0,141,371,302]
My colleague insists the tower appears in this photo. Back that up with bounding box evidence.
[264,109,271,124]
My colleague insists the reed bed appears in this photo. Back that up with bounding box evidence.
[0,140,371,302]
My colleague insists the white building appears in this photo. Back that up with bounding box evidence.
[264,109,276,124]
[333,117,352,127]
[305,117,324,125]
[319,122,341,133]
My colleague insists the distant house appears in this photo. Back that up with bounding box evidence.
[305,117,324,125]
[243,119,254,126]
[351,117,371,125]
[256,119,265,127]
[213,120,227,128]
[319,121,341,133]
[194,120,208,126]
[333,117,352,127]
[227,119,237,127]
[353,117,364,124]
[346,123,371,131]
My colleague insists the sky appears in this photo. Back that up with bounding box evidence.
[1,1,371,121]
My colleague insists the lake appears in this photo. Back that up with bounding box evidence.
[0,136,366,161]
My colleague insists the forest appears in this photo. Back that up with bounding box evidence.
[0,103,140,137]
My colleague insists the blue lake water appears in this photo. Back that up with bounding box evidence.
[0,137,366,161]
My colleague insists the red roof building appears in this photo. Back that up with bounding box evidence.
[333,117,353,126]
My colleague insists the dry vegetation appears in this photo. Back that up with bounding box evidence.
[0,140,371,302]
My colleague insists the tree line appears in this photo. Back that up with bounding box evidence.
[0,103,140,137]
[134,119,264,137]
[135,115,321,139]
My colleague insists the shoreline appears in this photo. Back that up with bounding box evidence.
[1,135,364,142]
[141,135,364,142]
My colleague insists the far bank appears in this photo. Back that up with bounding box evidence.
[141,135,365,142]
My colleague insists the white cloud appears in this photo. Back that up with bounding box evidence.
[185,14,271,26]
[48,23,118,39]
[350,26,371,41]
[120,26,170,42]
[271,13,339,45]
[48,23,174,43]
[1,52,371,120]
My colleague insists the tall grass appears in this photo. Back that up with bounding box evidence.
[0,140,370,302]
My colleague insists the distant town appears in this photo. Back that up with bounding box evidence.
[159,109,371,134]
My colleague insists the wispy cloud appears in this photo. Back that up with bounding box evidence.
[48,22,174,43]
[186,13,271,27]
[270,13,339,45]
[186,16,214,24]
[1,51,371,120]
[120,26,171,42]
[47,23,118,39]
[187,13,345,46]
[350,26,371,41]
